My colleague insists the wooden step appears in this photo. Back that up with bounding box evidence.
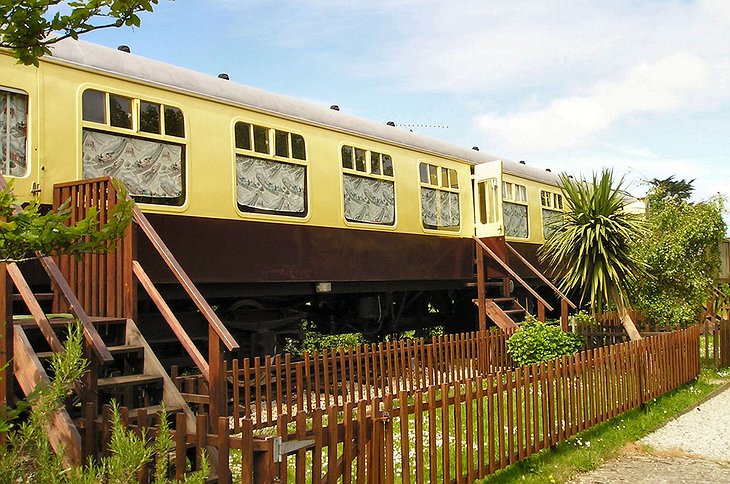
[14,316,127,329]
[504,309,527,316]
[35,344,144,361]
[98,374,163,389]
[13,292,54,302]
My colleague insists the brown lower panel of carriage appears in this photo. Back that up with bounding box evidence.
[137,214,474,287]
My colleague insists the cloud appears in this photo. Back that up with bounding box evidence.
[474,52,716,150]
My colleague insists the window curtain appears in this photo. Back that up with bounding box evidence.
[421,187,460,228]
[343,173,395,224]
[542,209,563,239]
[236,155,305,214]
[504,201,528,238]
[82,129,183,199]
[1,92,28,177]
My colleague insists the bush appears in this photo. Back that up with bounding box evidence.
[507,316,583,366]
[283,329,364,358]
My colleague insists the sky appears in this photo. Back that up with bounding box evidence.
[82,0,730,225]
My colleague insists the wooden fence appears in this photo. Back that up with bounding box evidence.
[173,329,516,429]
[700,318,730,368]
[258,326,700,483]
[74,326,702,483]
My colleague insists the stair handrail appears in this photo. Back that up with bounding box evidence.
[130,204,239,353]
[132,260,209,379]
[505,243,576,310]
[473,236,554,312]
[0,175,113,364]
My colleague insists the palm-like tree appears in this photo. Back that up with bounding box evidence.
[539,169,648,340]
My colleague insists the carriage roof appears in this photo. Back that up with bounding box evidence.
[44,39,560,186]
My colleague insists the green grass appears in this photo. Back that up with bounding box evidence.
[478,367,729,483]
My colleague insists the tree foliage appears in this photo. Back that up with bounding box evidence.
[1,0,159,66]
[539,169,649,315]
[633,182,726,326]
[0,179,134,262]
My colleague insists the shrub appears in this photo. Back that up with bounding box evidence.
[0,323,208,483]
[507,316,583,366]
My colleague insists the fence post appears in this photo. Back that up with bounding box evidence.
[0,263,13,410]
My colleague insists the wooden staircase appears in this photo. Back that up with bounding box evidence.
[0,176,238,473]
[13,314,194,461]
[484,298,526,330]
[473,236,576,333]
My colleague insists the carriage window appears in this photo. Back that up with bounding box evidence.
[139,101,161,134]
[109,95,133,129]
[292,134,306,160]
[275,130,289,157]
[82,89,105,123]
[541,189,564,239]
[234,121,308,217]
[341,144,395,225]
[503,182,528,238]
[253,125,269,154]
[235,122,252,150]
[164,106,185,137]
[1,88,29,177]
[419,162,460,231]
[81,89,186,206]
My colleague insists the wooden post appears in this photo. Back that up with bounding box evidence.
[561,298,569,332]
[476,245,486,332]
[502,277,511,298]
[0,263,13,409]
[537,301,546,322]
[252,436,277,484]
[209,326,227,430]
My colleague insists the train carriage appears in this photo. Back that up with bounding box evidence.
[1,39,569,349]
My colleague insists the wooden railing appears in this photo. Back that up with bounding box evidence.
[474,237,559,331]
[0,174,113,408]
[53,177,240,427]
[505,242,576,330]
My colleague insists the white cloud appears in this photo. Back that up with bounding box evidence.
[474,52,717,150]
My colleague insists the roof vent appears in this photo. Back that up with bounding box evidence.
[330,105,340,111]
[117,45,131,53]
[546,168,552,172]
[386,121,395,126]
[472,146,479,151]
[519,160,526,164]
[218,73,230,80]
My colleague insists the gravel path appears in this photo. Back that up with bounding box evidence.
[571,384,730,483]
[640,384,730,460]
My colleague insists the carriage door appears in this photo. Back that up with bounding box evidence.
[473,160,503,238]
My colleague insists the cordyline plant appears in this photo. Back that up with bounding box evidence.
[0,179,134,263]
[539,169,649,340]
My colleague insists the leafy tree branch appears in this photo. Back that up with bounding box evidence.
[0,0,160,65]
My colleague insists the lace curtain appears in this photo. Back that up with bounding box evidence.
[1,91,28,177]
[542,208,563,240]
[236,155,306,214]
[504,201,528,238]
[343,173,395,225]
[421,187,460,228]
[82,130,183,199]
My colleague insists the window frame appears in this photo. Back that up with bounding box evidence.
[502,180,529,239]
[233,119,309,219]
[418,161,461,232]
[0,86,30,178]
[540,189,564,240]
[340,143,396,227]
[80,87,187,207]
